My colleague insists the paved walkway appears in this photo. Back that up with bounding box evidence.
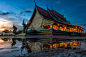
[16,48,83,57]
[0,35,86,39]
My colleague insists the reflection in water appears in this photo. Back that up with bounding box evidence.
[21,38,31,54]
[1,38,11,42]
[22,38,82,53]
[0,38,4,42]
[0,38,83,57]
[0,38,12,48]
[11,38,16,47]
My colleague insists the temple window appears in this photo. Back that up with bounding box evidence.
[74,29,76,32]
[60,26,64,31]
[81,30,83,33]
[78,29,79,33]
[69,28,72,32]
[44,25,50,29]
[53,25,58,30]
[64,26,67,31]
[76,26,77,28]
[50,45,52,49]
[53,44,59,49]
[50,25,52,28]
[80,30,82,33]
[57,24,60,26]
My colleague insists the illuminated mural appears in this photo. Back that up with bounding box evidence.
[32,11,42,30]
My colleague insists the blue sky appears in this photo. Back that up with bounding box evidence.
[0,0,86,32]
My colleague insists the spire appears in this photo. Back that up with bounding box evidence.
[23,19,25,23]
[34,0,36,7]
[63,13,64,17]
[22,19,25,25]
[51,6,53,10]
[69,19,70,22]
[46,4,48,10]
[63,13,66,18]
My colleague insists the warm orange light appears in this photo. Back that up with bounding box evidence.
[53,25,58,30]
[28,21,31,25]
[53,44,59,49]
[42,47,44,50]
[42,24,44,25]
[76,26,77,28]
[0,39,4,42]
[0,28,4,30]
[57,24,60,26]
[51,22,54,24]
[50,25,52,28]
[0,28,5,32]
[50,45,52,49]
[65,43,67,47]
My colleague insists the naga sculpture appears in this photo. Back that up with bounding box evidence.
[13,24,17,34]
[13,19,28,35]
[13,24,22,35]
[22,19,28,33]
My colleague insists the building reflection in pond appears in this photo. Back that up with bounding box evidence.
[0,38,83,54]
[18,38,82,53]
[21,38,31,54]
[11,38,16,47]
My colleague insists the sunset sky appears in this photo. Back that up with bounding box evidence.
[0,0,86,32]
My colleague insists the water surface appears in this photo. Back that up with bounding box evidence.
[0,37,84,57]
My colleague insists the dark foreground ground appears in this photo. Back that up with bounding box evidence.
[16,48,86,57]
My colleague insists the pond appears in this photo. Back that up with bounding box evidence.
[0,37,85,57]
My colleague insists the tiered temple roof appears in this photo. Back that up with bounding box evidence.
[28,4,84,30]
[28,4,70,25]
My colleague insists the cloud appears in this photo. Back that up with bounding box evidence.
[74,22,86,27]
[19,10,31,15]
[15,16,22,19]
[4,17,15,21]
[0,11,16,15]
[56,1,62,4]
[0,25,7,28]
[68,13,72,15]
[80,23,86,26]
[4,16,23,22]
[0,20,6,22]
[67,13,73,17]
[24,11,31,13]
[74,23,86,29]
[0,24,12,29]
[0,12,10,15]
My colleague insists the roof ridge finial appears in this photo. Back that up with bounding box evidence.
[63,13,64,17]
[51,6,53,10]
[23,19,25,24]
[34,0,36,7]
[46,4,48,10]
[63,13,66,18]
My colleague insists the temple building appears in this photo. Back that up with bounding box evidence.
[27,4,84,36]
